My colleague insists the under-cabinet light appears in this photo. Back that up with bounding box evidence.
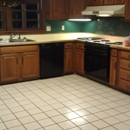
[97,14,111,17]
[68,19,91,21]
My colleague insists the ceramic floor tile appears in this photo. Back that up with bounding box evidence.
[113,123,130,130]
[4,119,21,129]
[64,112,80,120]
[14,111,30,118]
[45,124,62,130]
[69,127,81,130]
[24,122,42,130]
[18,116,35,124]
[22,104,37,110]
[101,126,117,130]
[9,106,24,113]
[27,108,42,115]
[71,117,88,125]
[58,120,76,130]
[0,109,12,116]
[92,120,109,129]
[86,107,101,114]
[114,114,130,121]
[0,104,8,111]
[83,115,99,122]
[51,115,68,123]
[75,109,90,116]
[79,123,98,130]
[32,113,48,121]
[103,117,121,125]
[38,118,55,127]
[8,125,26,130]
[1,114,16,122]
[0,122,7,130]
[0,74,130,130]
[124,120,130,126]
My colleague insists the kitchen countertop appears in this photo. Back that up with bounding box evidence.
[0,32,130,50]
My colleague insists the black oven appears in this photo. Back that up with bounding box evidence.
[84,42,110,82]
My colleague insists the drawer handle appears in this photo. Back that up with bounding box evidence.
[127,75,130,78]
[126,85,130,90]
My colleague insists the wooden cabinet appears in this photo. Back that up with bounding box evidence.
[75,43,85,75]
[21,52,39,80]
[1,53,20,83]
[87,0,104,6]
[44,0,69,20]
[104,0,125,4]
[109,49,117,87]
[125,0,130,21]
[117,50,130,93]
[69,0,87,18]
[64,43,73,74]
[0,45,39,84]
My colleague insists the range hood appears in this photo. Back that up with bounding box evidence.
[82,5,125,17]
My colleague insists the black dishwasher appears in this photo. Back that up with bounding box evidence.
[39,43,64,79]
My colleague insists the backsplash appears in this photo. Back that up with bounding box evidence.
[45,18,130,36]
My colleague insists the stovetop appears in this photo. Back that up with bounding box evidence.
[77,37,123,45]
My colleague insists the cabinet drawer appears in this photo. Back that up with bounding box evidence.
[119,69,130,81]
[120,51,130,60]
[111,49,117,57]
[120,59,130,71]
[0,45,38,54]
[118,79,130,93]
[76,43,84,49]
[64,43,73,48]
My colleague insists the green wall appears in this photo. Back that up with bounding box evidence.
[45,18,130,36]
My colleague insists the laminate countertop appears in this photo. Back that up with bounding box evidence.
[0,32,129,51]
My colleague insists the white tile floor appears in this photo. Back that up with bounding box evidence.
[0,74,130,130]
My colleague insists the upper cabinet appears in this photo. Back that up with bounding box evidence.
[69,0,87,18]
[44,0,69,20]
[87,0,104,6]
[125,0,130,21]
[104,0,125,5]
[0,0,44,34]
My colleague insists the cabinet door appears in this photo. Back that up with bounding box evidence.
[114,0,125,4]
[104,0,114,4]
[52,0,69,19]
[76,49,84,75]
[21,52,39,80]
[69,0,87,18]
[109,57,117,87]
[125,0,130,21]
[87,0,104,6]
[64,49,73,74]
[1,53,20,83]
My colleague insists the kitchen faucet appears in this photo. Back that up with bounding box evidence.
[10,33,21,40]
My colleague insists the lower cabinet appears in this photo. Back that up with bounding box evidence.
[0,45,39,84]
[75,43,85,75]
[64,43,73,74]
[21,52,39,80]
[1,53,20,83]
[109,49,117,87]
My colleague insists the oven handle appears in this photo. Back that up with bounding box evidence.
[85,50,107,56]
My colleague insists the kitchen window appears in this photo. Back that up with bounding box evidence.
[0,0,44,34]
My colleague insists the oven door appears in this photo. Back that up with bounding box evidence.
[84,49,110,82]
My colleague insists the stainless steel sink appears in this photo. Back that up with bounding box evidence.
[0,38,35,43]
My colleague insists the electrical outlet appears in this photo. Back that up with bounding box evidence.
[62,25,65,30]
[46,26,51,31]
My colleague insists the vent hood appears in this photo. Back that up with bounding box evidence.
[82,5,125,17]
